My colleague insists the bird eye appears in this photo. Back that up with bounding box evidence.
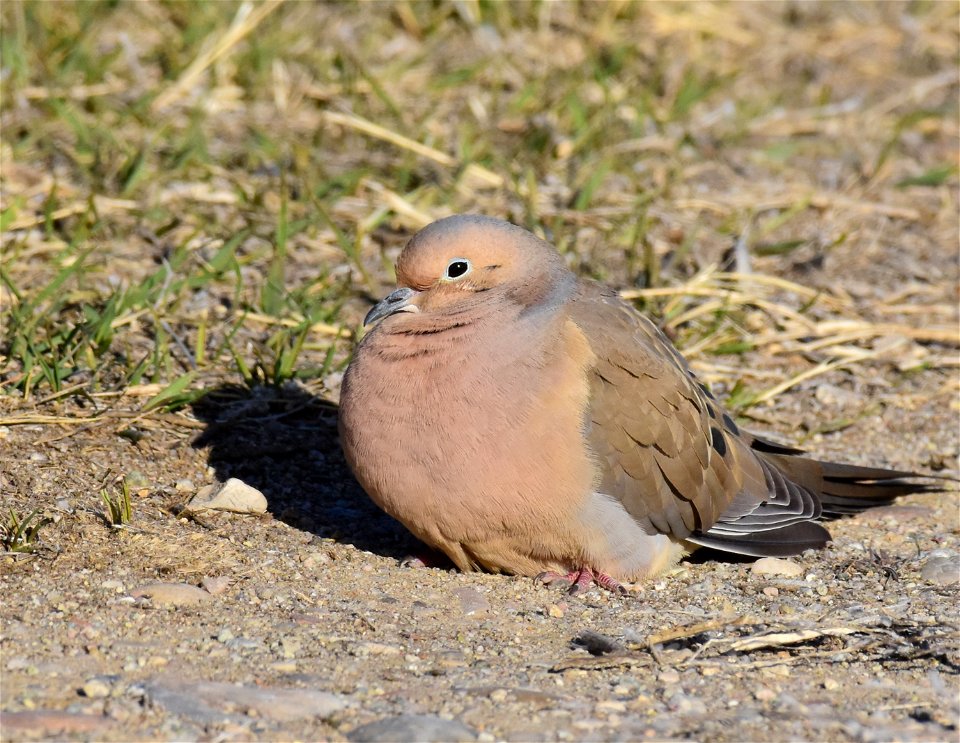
[444,259,471,280]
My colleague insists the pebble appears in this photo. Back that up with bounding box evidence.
[452,587,490,616]
[146,679,347,723]
[80,677,113,698]
[200,575,233,595]
[6,656,33,671]
[352,642,402,656]
[188,478,267,514]
[920,551,959,586]
[347,714,478,742]
[596,700,626,713]
[547,604,565,618]
[130,583,213,607]
[762,586,779,597]
[751,557,804,577]
[658,670,680,685]
[814,383,861,407]
[174,479,195,493]
[755,688,777,702]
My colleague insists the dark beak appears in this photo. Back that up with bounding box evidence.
[364,287,421,325]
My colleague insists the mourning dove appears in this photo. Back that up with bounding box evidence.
[339,215,931,593]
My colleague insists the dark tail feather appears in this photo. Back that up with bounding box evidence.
[762,454,941,516]
[688,521,830,558]
[817,460,940,516]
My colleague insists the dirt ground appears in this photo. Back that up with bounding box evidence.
[1,369,958,742]
[2,2,959,742]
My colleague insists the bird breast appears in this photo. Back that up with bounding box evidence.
[339,314,599,553]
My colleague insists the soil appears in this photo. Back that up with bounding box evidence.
[2,238,959,742]
[2,3,959,741]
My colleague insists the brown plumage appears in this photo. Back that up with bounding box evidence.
[338,214,934,591]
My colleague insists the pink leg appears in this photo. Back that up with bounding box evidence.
[536,567,627,595]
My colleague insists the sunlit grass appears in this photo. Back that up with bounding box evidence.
[1,0,957,424]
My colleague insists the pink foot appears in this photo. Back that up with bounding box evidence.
[536,567,627,595]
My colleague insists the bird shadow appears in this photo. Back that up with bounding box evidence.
[189,383,764,575]
[190,383,416,561]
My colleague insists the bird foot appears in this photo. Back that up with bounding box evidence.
[536,567,627,595]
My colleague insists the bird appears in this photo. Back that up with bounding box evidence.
[338,214,934,593]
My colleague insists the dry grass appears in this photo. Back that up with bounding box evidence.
[1,1,958,428]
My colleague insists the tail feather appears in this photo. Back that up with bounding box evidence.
[694,443,951,558]
[762,452,938,513]
[689,520,830,557]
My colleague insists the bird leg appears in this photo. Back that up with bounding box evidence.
[536,567,627,595]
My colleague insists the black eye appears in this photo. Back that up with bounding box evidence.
[445,259,471,279]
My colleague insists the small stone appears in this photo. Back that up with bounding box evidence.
[547,604,565,618]
[101,580,124,593]
[489,688,508,702]
[80,677,112,698]
[201,576,233,595]
[452,587,490,616]
[658,669,680,685]
[823,678,840,691]
[217,629,235,643]
[302,551,330,569]
[280,637,301,659]
[596,700,626,713]
[921,552,960,586]
[352,642,402,656]
[175,479,195,493]
[762,586,779,597]
[347,714,477,742]
[189,478,267,514]
[130,583,213,607]
[755,688,776,702]
[751,557,804,577]
[6,656,32,671]
[814,383,861,407]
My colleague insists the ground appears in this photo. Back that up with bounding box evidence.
[1,2,958,741]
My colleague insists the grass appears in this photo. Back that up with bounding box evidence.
[1,508,52,554]
[100,479,133,527]
[1,1,958,427]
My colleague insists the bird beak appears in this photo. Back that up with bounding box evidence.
[364,287,421,325]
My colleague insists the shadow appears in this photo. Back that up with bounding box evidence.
[191,383,416,561]
[685,548,758,566]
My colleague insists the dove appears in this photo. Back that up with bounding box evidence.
[338,214,932,593]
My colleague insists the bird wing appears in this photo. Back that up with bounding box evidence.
[568,282,829,555]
